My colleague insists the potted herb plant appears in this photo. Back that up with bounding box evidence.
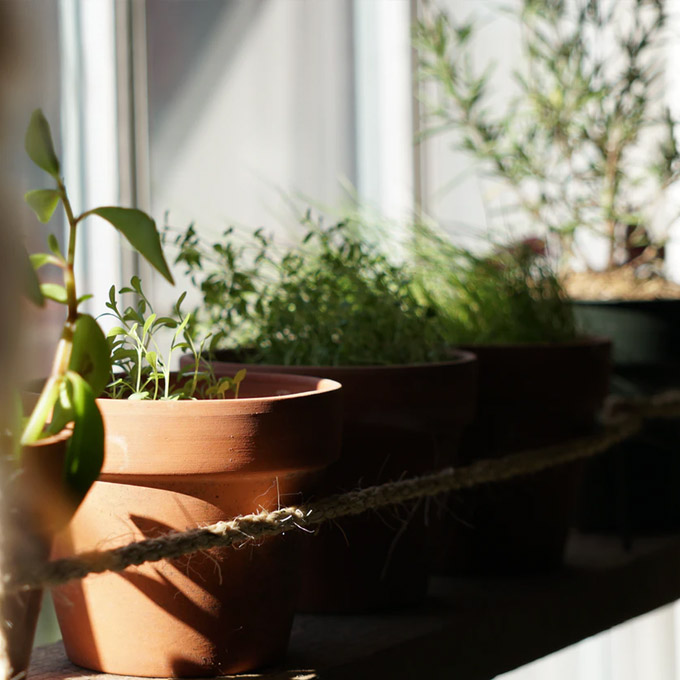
[411,225,611,574]
[415,0,680,535]
[3,107,179,679]
[171,217,478,612]
[20,111,343,677]
[51,280,342,677]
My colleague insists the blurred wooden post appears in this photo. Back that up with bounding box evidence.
[0,2,32,677]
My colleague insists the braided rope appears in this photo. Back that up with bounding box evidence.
[11,405,648,592]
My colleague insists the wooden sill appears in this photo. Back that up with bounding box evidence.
[28,532,680,680]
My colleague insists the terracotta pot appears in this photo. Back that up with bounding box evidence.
[440,338,611,575]
[51,372,342,678]
[203,354,478,612]
[3,428,71,679]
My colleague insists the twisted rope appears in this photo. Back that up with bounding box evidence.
[12,406,653,592]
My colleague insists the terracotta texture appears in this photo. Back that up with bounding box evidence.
[205,354,478,612]
[441,338,612,574]
[51,373,342,678]
[4,428,71,679]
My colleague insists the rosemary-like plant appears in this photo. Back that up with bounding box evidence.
[415,0,679,278]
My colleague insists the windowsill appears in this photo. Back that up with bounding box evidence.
[28,532,680,680]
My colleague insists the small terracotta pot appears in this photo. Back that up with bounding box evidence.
[3,428,71,679]
[203,354,478,612]
[51,372,342,678]
[439,338,611,575]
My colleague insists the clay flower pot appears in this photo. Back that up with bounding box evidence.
[202,354,478,612]
[51,372,342,678]
[440,338,611,575]
[3,428,72,680]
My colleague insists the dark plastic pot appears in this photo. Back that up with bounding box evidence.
[573,299,680,535]
[438,338,611,575]
[202,353,478,612]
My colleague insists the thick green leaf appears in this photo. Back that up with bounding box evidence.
[91,207,174,284]
[30,252,61,269]
[25,189,60,223]
[69,314,111,396]
[40,282,67,304]
[61,372,104,500]
[22,245,44,306]
[25,109,61,178]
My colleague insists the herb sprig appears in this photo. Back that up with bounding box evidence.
[104,276,245,400]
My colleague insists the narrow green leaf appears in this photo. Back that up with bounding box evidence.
[25,109,61,178]
[77,293,94,306]
[142,313,157,339]
[61,372,104,500]
[25,189,60,223]
[90,207,175,284]
[45,377,69,435]
[173,312,191,342]
[69,314,112,396]
[47,234,64,259]
[40,282,67,304]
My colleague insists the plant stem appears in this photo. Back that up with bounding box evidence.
[21,182,80,444]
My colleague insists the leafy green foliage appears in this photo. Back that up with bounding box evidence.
[415,1,677,277]
[171,214,451,365]
[104,277,244,400]
[20,108,173,504]
[412,224,578,344]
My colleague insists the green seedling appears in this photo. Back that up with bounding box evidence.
[104,276,245,400]
[21,109,174,501]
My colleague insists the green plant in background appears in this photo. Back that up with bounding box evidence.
[415,0,679,279]
[411,222,578,344]
[104,276,245,400]
[20,109,174,501]
[171,214,451,366]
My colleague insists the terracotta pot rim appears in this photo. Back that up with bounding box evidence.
[203,349,477,373]
[456,335,610,351]
[97,372,341,410]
